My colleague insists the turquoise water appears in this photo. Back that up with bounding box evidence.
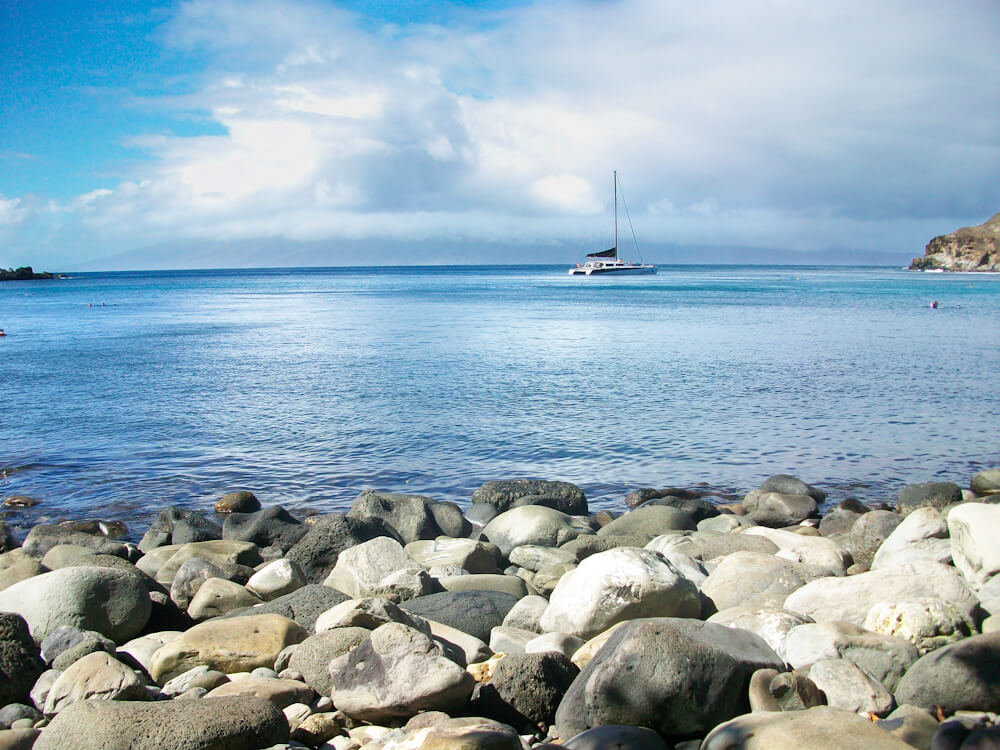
[1,265,998,533]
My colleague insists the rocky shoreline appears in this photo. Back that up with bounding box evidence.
[0,267,60,282]
[0,471,998,750]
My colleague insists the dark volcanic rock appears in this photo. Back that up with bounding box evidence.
[348,490,449,544]
[554,617,783,742]
[468,652,579,732]
[896,482,963,515]
[0,266,55,281]
[32,696,288,750]
[138,507,221,552]
[285,513,401,584]
[222,506,307,552]
[0,614,45,707]
[910,212,1000,271]
[400,590,519,642]
[471,479,588,516]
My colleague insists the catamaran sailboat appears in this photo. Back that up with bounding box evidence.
[569,171,656,276]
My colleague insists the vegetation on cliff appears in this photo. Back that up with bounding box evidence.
[0,266,57,281]
[910,213,1000,271]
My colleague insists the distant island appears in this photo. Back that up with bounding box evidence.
[910,212,1000,271]
[0,266,60,281]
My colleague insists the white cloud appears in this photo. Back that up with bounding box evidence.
[0,195,27,227]
[8,0,1000,265]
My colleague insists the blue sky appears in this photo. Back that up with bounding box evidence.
[1,0,998,269]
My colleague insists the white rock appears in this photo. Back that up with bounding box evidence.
[642,538,709,586]
[525,631,584,659]
[742,527,848,577]
[806,658,895,716]
[948,502,1000,588]
[246,559,306,601]
[707,606,812,661]
[324,537,433,602]
[863,598,976,654]
[871,507,951,570]
[540,547,700,639]
[481,506,591,557]
[783,558,977,626]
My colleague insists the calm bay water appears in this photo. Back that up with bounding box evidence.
[1,265,998,536]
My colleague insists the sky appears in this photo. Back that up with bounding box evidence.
[1,0,998,269]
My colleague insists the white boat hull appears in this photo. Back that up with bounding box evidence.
[568,264,656,276]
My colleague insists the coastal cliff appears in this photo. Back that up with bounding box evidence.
[0,266,56,281]
[910,212,1000,271]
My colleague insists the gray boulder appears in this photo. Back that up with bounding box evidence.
[21,525,123,559]
[896,482,963,515]
[850,510,902,567]
[222,583,349,633]
[502,595,550,634]
[0,614,45,707]
[783,559,977,626]
[639,495,720,523]
[40,626,116,671]
[971,468,1000,497]
[328,622,475,722]
[817,509,861,540]
[138,508,221,553]
[471,479,588,515]
[43,651,148,716]
[287,627,369,695]
[540,548,700,639]
[702,705,915,750]
[701,551,815,611]
[482,506,592,557]
[0,550,45,592]
[32,696,288,750]
[554,617,783,741]
[0,567,151,644]
[562,725,669,750]
[284,513,400,584]
[405,538,499,575]
[400,590,518,642]
[596,505,696,537]
[759,474,826,503]
[348,491,447,543]
[221,506,307,553]
[894,632,1000,713]
[783,620,918,692]
[323,536,434,602]
[186,577,262,620]
[314,597,430,634]
[742,491,818,527]
[169,558,252,611]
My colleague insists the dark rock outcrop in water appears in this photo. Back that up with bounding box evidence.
[910,212,1000,271]
[0,266,56,281]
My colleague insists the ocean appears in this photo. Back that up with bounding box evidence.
[1,265,998,537]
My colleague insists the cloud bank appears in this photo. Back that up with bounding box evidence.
[5,0,1000,267]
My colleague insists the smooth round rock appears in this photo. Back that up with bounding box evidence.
[896,482,963,515]
[850,510,902,567]
[563,725,669,750]
[0,567,151,644]
[214,491,261,514]
[32,696,288,750]
[541,547,700,639]
[703,705,915,749]
[894,632,1000,714]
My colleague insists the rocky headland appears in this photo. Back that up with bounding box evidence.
[0,471,998,750]
[0,267,58,281]
[910,213,1000,271]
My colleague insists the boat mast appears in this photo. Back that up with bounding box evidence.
[613,170,618,259]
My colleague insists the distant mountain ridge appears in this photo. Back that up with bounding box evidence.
[910,213,1000,271]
